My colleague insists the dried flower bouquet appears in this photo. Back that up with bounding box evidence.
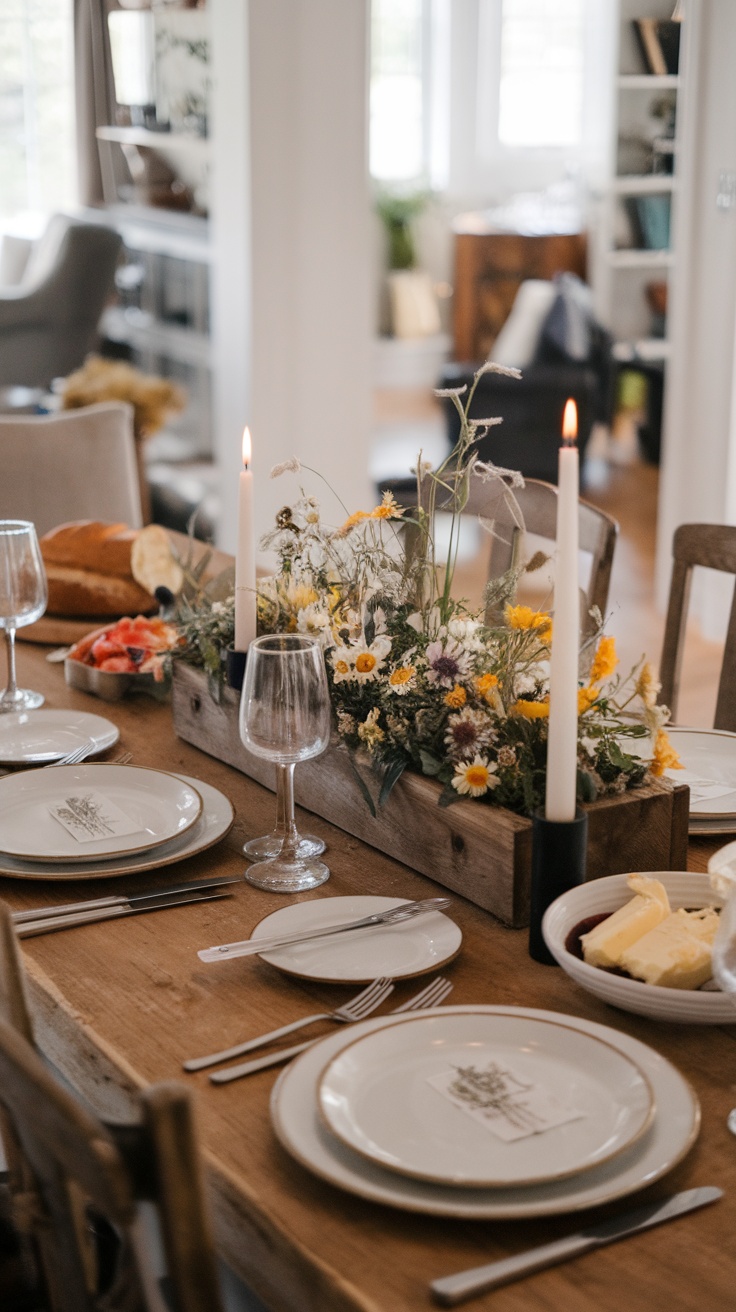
[176,363,679,817]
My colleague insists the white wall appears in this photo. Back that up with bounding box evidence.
[210,0,373,555]
[657,0,736,638]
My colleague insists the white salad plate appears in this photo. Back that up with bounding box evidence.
[0,709,119,765]
[317,1010,654,1188]
[249,895,462,983]
[271,1005,700,1219]
[664,727,736,821]
[0,775,234,880]
[542,872,733,1024]
[0,764,202,863]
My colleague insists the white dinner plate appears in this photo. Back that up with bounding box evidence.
[271,1005,700,1219]
[664,727,736,820]
[0,775,234,880]
[0,764,202,862]
[0,709,119,765]
[542,872,733,1024]
[317,1011,654,1188]
[249,896,462,983]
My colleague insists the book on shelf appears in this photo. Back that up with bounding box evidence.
[633,19,681,77]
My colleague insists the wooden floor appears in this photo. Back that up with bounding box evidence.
[371,390,725,729]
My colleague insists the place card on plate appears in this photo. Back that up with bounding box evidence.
[427,1060,584,1142]
[48,792,143,844]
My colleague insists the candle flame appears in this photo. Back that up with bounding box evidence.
[242,426,252,468]
[562,399,578,446]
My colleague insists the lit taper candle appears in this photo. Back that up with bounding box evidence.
[234,426,257,652]
[545,398,580,822]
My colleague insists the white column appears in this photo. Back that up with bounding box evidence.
[210,0,373,556]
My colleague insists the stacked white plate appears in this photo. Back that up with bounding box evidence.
[663,727,736,834]
[0,764,234,880]
[0,709,120,766]
[270,1004,700,1218]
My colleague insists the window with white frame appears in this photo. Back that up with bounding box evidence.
[497,0,585,149]
[0,0,76,227]
[370,0,427,183]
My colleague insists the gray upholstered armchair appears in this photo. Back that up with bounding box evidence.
[0,214,122,389]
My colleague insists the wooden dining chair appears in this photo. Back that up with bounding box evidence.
[0,903,225,1312]
[659,523,736,730]
[396,474,618,638]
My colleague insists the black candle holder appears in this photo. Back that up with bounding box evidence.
[528,808,588,965]
[225,645,247,692]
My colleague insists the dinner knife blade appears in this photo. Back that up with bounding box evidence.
[12,877,241,925]
[16,888,234,938]
[430,1187,723,1306]
[197,897,452,963]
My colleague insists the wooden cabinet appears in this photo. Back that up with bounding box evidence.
[451,229,587,363]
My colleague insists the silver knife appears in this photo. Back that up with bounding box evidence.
[12,877,240,925]
[430,1187,723,1306]
[197,897,452,963]
[17,887,235,938]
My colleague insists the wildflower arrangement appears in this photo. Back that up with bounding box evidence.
[175,363,680,816]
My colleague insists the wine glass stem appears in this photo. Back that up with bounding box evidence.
[2,626,17,703]
[277,763,300,862]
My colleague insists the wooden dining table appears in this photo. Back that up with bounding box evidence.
[3,640,735,1312]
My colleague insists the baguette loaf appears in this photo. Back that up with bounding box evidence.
[40,521,156,617]
[40,520,139,577]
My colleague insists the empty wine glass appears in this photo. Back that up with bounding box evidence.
[0,521,48,713]
[711,881,736,1134]
[239,634,331,892]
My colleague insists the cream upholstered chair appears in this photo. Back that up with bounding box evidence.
[0,214,122,389]
[0,402,143,534]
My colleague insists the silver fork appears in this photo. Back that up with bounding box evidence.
[208,975,454,1085]
[45,741,96,767]
[183,976,395,1073]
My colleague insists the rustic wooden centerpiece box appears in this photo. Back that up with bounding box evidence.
[172,663,689,928]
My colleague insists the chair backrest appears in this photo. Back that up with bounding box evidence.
[0,903,224,1312]
[402,475,618,638]
[659,523,736,730]
[0,215,122,389]
[0,401,143,534]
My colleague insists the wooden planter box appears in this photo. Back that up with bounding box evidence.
[172,663,689,928]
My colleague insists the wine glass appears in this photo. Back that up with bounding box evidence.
[711,882,736,1134]
[239,634,331,892]
[0,521,48,713]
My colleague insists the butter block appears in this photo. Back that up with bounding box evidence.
[619,907,720,990]
[580,875,670,970]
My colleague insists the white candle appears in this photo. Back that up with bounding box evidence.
[234,426,257,652]
[545,399,580,822]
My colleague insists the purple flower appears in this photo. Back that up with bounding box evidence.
[425,638,471,689]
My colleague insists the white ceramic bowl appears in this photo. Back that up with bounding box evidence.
[542,871,734,1024]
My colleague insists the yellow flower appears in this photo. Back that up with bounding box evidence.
[389,665,416,691]
[370,490,403,520]
[444,684,467,708]
[651,729,682,776]
[357,707,384,749]
[355,652,377,675]
[635,661,661,708]
[590,635,618,683]
[334,659,350,675]
[452,755,499,798]
[474,672,499,696]
[336,510,370,535]
[505,604,552,640]
[577,684,598,714]
[511,698,550,719]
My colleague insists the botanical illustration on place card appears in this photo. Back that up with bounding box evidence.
[48,793,144,844]
[427,1061,585,1142]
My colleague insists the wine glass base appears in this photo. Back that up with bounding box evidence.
[0,688,44,713]
[244,857,330,893]
[244,832,326,861]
